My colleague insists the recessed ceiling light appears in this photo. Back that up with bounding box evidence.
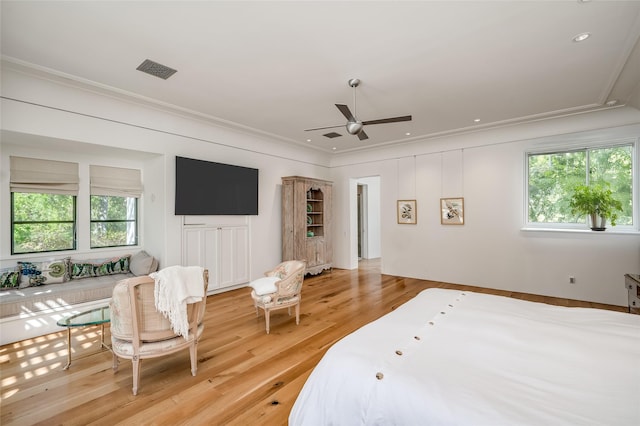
[606,100,618,106]
[405,132,411,136]
[306,139,311,142]
[474,118,481,123]
[332,147,337,151]
[572,32,591,43]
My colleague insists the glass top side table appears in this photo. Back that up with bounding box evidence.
[57,306,111,370]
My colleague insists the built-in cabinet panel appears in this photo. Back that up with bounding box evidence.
[282,176,332,275]
[183,225,249,292]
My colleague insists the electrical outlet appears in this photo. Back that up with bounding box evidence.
[569,276,575,284]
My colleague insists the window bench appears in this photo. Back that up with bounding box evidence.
[0,251,158,346]
[0,273,133,345]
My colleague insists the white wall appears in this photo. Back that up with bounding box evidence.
[331,114,640,306]
[0,64,331,280]
[2,62,640,307]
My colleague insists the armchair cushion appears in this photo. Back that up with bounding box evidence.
[249,276,281,296]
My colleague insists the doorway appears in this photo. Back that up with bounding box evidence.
[353,176,381,266]
[357,184,368,259]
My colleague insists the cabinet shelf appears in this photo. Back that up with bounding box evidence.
[283,176,333,275]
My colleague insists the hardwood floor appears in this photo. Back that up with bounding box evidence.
[0,259,627,425]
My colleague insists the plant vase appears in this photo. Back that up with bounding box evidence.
[589,213,607,231]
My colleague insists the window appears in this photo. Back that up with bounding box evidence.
[89,165,142,248]
[12,193,77,254]
[527,142,634,227]
[90,196,138,248]
[10,156,79,254]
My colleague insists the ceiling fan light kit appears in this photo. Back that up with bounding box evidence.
[305,78,412,141]
[346,121,364,135]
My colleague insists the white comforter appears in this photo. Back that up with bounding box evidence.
[289,288,640,425]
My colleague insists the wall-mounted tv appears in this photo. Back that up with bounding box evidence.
[175,156,258,215]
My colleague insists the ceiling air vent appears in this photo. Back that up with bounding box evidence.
[323,132,342,139]
[136,59,177,80]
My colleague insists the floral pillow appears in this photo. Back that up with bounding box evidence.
[18,258,70,287]
[0,267,21,291]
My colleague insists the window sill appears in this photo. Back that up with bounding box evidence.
[521,227,640,235]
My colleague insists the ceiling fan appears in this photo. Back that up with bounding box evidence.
[305,79,412,141]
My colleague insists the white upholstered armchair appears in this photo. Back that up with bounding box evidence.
[250,260,306,334]
[109,268,208,395]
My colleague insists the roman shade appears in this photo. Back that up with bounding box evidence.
[90,165,143,198]
[10,156,79,195]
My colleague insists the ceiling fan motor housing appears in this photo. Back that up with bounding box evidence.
[346,121,364,135]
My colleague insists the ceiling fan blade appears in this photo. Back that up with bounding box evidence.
[335,104,355,122]
[304,124,343,131]
[362,115,412,126]
[357,130,369,141]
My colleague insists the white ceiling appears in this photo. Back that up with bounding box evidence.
[2,1,640,154]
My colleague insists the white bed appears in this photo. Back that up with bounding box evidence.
[289,288,640,425]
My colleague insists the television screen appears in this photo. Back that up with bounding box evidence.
[175,156,258,215]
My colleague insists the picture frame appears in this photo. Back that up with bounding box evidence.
[440,197,464,225]
[397,200,417,224]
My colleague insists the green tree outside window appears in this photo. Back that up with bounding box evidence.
[12,193,76,254]
[528,144,633,226]
[90,195,138,248]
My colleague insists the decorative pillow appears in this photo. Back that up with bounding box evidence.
[0,267,21,291]
[70,255,131,279]
[42,259,71,282]
[249,276,281,296]
[18,257,70,287]
[129,250,158,276]
[18,261,45,287]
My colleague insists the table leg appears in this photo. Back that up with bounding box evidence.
[100,323,111,351]
[63,327,72,370]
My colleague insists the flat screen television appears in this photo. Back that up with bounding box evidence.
[175,156,258,215]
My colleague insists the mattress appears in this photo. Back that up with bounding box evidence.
[289,288,640,425]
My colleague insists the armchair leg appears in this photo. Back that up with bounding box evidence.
[112,352,119,372]
[190,340,198,376]
[295,303,300,325]
[265,308,270,334]
[132,355,140,396]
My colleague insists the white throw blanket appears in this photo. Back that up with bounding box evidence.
[150,265,204,339]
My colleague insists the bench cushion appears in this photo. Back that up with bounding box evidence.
[0,273,134,319]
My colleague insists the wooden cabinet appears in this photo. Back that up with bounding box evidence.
[182,225,250,292]
[282,176,332,275]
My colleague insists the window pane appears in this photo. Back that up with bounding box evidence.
[13,223,75,254]
[528,151,586,223]
[12,193,76,254]
[90,195,137,248]
[91,196,136,220]
[13,193,74,222]
[91,221,137,247]
[589,146,633,226]
[528,143,633,227]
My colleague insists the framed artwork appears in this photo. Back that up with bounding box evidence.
[397,200,417,224]
[441,197,464,225]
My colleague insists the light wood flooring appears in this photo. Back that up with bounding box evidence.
[0,259,627,425]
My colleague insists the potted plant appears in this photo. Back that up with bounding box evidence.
[569,183,623,231]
